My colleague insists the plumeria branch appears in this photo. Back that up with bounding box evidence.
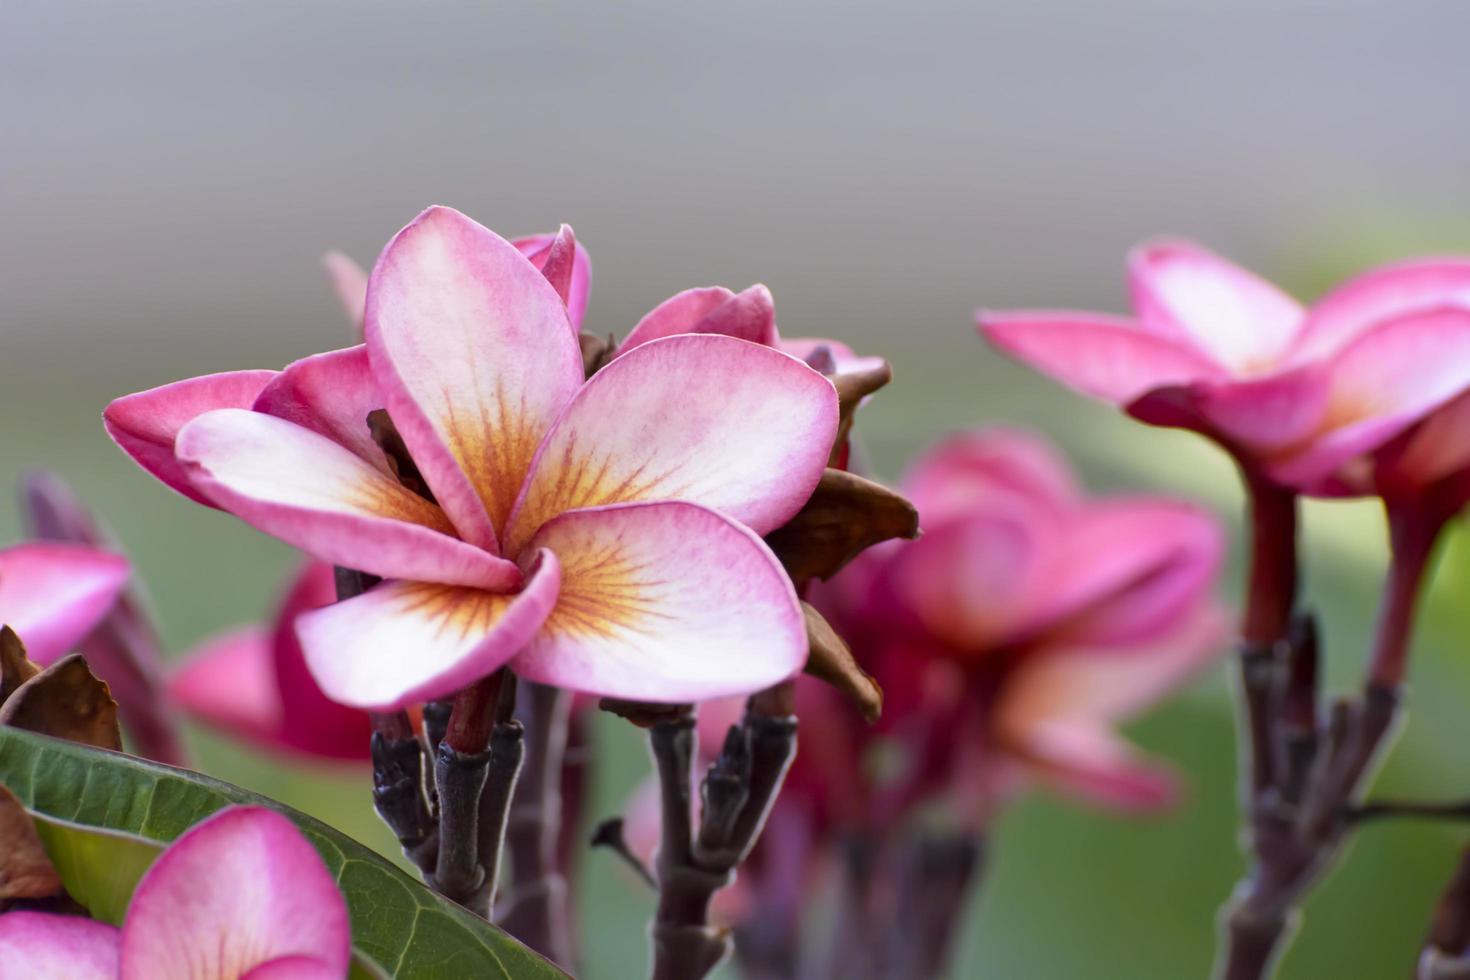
[498,682,576,967]
[1218,476,1431,980]
[646,683,799,980]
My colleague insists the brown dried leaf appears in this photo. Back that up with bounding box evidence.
[0,783,61,903]
[0,627,40,705]
[0,655,123,750]
[580,332,617,378]
[598,698,692,728]
[765,469,919,583]
[830,361,892,465]
[367,409,436,502]
[801,602,882,723]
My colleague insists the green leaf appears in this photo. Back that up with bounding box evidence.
[0,727,565,979]
[28,813,160,925]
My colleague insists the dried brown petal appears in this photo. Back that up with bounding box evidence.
[0,627,40,705]
[0,654,123,750]
[0,784,61,904]
[580,332,617,378]
[800,602,882,722]
[367,409,436,502]
[766,469,919,583]
[830,361,893,465]
[598,698,693,728]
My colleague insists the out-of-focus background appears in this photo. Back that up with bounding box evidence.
[6,2,1470,976]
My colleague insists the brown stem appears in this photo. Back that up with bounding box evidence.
[648,686,800,980]
[1241,469,1298,648]
[1368,507,1440,688]
[431,672,522,917]
[497,683,575,968]
[369,710,436,873]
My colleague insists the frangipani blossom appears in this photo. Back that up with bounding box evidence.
[0,805,350,979]
[168,561,371,760]
[819,428,1228,813]
[979,242,1470,490]
[0,542,129,666]
[108,206,836,709]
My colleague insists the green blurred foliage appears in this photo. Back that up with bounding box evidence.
[5,234,1470,979]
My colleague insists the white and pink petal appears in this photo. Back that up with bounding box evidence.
[511,501,806,702]
[104,369,278,507]
[978,310,1223,405]
[0,911,119,979]
[0,543,129,666]
[297,554,560,710]
[176,409,519,590]
[504,334,836,551]
[366,206,584,550]
[119,806,350,980]
[1127,239,1303,373]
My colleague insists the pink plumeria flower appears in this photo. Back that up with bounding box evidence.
[168,561,372,761]
[822,428,1228,813]
[0,805,350,979]
[979,243,1470,491]
[0,542,129,666]
[324,223,593,334]
[107,206,836,710]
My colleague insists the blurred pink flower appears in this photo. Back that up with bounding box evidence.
[167,561,372,761]
[108,206,836,710]
[979,243,1470,490]
[820,427,1229,816]
[0,805,351,979]
[0,542,129,666]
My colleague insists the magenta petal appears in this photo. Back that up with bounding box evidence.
[269,562,372,759]
[619,285,778,354]
[693,284,779,346]
[902,427,1081,524]
[995,606,1227,811]
[618,286,736,353]
[515,228,593,332]
[888,511,1045,651]
[253,346,387,472]
[505,334,837,551]
[176,409,519,590]
[119,807,350,980]
[168,626,284,747]
[105,369,279,507]
[1269,308,1470,487]
[322,251,369,333]
[1046,502,1228,646]
[1127,238,1303,372]
[1027,500,1225,644]
[0,911,120,979]
[1392,389,1470,489]
[0,543,129,666]
[978,310,1223,404]
[241,956,343,980]
[1293,256,1470,362]
[1191,364,1332,452]
[298,555,561,710]
[512,501,807,701]
[367,207,585,549]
